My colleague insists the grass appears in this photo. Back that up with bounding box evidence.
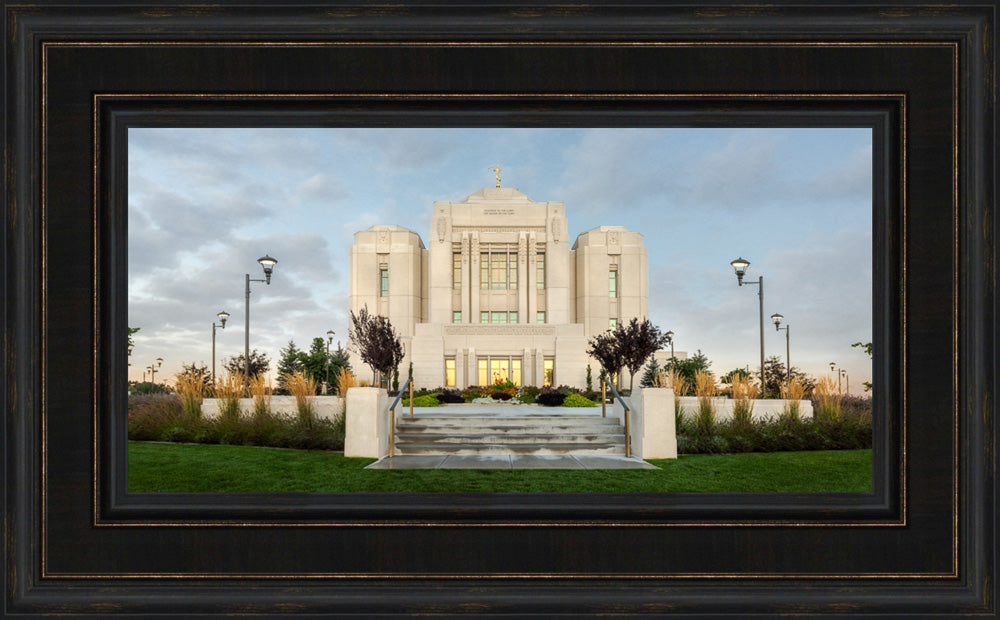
[128,442,872,493]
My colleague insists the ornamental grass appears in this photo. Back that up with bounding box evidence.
[249,373,273,418]
[334,366,357,396]
[693,370,717,435]
[285,370,319,425]
[813,375,842,422]
[730,374,758,428]
[173,370,205,418]
[214,370,243,421]
[780,378,808,423]
[665,367,689,430]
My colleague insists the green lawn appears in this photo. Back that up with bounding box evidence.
[127,441,872,493]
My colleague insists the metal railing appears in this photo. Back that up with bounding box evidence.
[387,377,414,458]
[602,379,631,458]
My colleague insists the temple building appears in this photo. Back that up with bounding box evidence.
[348,176,652,389]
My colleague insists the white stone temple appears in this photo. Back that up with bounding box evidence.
[348,178,652,390]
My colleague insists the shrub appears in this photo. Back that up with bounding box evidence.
[462,387,484,401]
[129,394,347,451]
[536,390,567,407]
[491,391,514,401]
[437,389,465,404]
[563,393,596,407]
[129,381,173,395]
[402,394,440,407]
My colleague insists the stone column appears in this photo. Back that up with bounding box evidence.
[470,234,480,322]
[461,234,471,322]
[527,232,537,322]
[518,233,528,322]
[467,347,477,387]
[458,348,467,388]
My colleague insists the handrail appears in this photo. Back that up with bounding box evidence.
[603,379,631,458]
[388,376,414,458]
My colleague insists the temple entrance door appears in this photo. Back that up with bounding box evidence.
[477,356,523,386]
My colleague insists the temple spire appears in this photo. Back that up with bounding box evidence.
[490,165,501,188]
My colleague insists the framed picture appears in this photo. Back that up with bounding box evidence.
[5,2,995,616]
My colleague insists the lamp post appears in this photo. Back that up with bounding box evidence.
[211,310,230,384]
[731,257,766,396]
[148,357,162,385]
[244,255,277,391]
[830,362,842,393]
[665,330,675,362]
[841,369,849,396]
[770,313,790,385]
[324,330,336,395]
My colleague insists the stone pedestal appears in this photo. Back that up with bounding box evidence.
[344,387,390,458]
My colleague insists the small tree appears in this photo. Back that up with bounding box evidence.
[223,349,271,390]
[586,330,625,390]
[852,341,873,392]
[127,326,140,365]
[176,362,212,392]
[663,350,713,392]
[585,364,593,392]
[349,306,404,388]
[763,355,815,398]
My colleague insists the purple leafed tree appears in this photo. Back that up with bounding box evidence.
[617,317,672,391]
[586,329,625,390]
[349,306,404,388]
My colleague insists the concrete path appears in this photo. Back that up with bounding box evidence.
[366,454,658,470]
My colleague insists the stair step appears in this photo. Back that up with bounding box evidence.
[395,433,623,445]
[396,417,620,426]
[397,424,622,433]
[393,443,627,456]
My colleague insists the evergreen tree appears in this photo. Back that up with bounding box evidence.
[275,340,305,394]
[639,358,661,388]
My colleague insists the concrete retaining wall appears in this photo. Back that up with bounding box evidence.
[612,387,677,459]
[202,396,345,421]
[676,396,813,422]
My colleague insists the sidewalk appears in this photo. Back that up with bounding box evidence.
[366,454,658,469]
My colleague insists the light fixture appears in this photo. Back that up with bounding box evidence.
[730,257,750,285]
[258,255,278,284]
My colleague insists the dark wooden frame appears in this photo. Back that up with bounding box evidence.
[4,2,995,617]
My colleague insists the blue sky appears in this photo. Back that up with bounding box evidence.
[128,127,873,392]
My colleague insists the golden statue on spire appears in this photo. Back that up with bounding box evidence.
[490,165,501,188]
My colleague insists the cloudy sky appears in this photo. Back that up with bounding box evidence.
[128,127,872,393]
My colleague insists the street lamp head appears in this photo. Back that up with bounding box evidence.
[257,254,278,284]
[730,257,750,285]
[326,329,336,343]
[156,357,163,367]
[217,310,230,328]
[830,362,836,371]
[771,313,784,329]
[665,330,674,341]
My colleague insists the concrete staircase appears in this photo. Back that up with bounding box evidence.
[392,411,627,456]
